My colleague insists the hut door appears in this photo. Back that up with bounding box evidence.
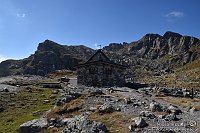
[92,75,98,86]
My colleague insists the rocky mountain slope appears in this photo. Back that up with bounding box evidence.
[0,31,199,78]
[104,31,200,69]
[103,31,200,83]
[0,40,94,76]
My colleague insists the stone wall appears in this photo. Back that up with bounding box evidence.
[77,63,125,87]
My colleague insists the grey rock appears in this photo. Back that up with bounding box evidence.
[132,101,143,107]
[62,115,108,133]
[61,118,75,125]
[140,111,156,119]
[174,90,184,97]
[158,114,165,119]
[149,102,163,112]
[89,107,97,112]
[68,91,81,98]
[43,99,50,103]
[132,117,148,128]
[52,90,59,94]
[164,113,179,121]
[56,92,81,106]
[189,107,198,114]
[0,84,17,92]
[124,97,133,104]
[159,128,176,133]
[128,124,136,131]
[157,87,171,94]
[107,88,114,93]
[167,105,182,115]
[99,103,114,113]
[19,118,48,133]
[183,91,190,97]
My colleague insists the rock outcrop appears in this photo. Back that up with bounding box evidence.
[62,115,108,133]
[19,118,48,133]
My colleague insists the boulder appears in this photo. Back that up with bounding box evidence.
[60,118,75,126]
[107,88,114,93]
[140,111,156,119]
[52,90,59,94]
[49,117,61,127]
[124,97,133,104]
[167,105,182,115]
[157,87,171,95]
[149,102,163,112]
[43,99,50,103]
[89,107,97,112]
[164,113,179,121]
[189,107,199,114]
[128,124,136,131]
[132,117,148,128]
[183,91,190,97]
[174,90,184,97]
[133,101,142,107]
[62,115,108,133]
[68,91,81,98]
[99,103,114,113]
[19,118,48,133]
[56,92,81,106]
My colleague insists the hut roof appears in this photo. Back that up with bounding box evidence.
[75,49,127,68]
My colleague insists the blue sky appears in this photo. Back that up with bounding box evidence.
[0,0,200,62]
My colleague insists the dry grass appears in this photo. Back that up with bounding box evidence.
[45,98,84,133]
[89,111,136,133]
[156,96,200,110]
[46,98,84,122]
[137,58,200,90]
[47,70,77,79]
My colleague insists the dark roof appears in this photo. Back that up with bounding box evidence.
[86,49,111,63]
[75,49,127,68]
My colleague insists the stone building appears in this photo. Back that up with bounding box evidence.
[76,49,127,87]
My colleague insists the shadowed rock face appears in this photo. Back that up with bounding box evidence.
[0,40,95,76]
[0,31,199,77]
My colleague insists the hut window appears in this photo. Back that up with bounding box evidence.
[89,68,97,74]
[105,68,112,75]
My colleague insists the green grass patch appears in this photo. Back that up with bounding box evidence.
[0,86,59,133]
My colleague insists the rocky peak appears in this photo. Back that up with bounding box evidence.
[163,31,182,39]
[37,39,62,52]
[139,34,162,44]
[103,43,125,51]
[143,33,162,39]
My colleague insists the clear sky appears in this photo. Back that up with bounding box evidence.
[0,0,200,62]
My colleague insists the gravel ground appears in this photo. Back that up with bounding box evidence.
[0,75,47,84]
[62,84,200,133]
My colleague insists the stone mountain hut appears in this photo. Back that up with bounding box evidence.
[75,49,127,87]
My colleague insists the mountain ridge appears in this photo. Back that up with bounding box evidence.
[0,31,199,77]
